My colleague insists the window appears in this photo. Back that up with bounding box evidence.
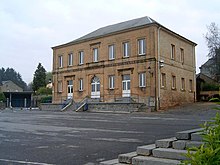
[68,53,73,66]
[189,79,193,92]
[58,81,62,93]
[161,73,166,88]
[108,45,115,60]
[180,48,184,63]
[123,42,129,57]
[171,75,176,89]
[138,38,146,55]
[181,78,185,91]
[93,48,98,62]
[109,75,115,89]
[171,44,175,60]
[58,55,63,68]
[79,51,84,65]
[79,79,83,91]
[139,72,146,87]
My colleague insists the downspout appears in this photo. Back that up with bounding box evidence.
[157,26,162,110]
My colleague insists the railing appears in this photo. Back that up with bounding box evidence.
[75,96,89,112]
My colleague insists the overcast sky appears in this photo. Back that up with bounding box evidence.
[0,0,220,83]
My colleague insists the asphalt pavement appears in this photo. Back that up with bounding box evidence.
[0,102,218,165]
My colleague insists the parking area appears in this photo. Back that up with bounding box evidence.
[0,102,218,165]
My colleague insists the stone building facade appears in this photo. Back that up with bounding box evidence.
[52,16,197,110]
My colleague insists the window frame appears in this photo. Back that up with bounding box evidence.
[68,53,73,66]
[189,79,193,92]
[93,48,98,62]
[108,44,115,60]
[180,48,184,64]
[79,79,83,91]
[58,81,62,93]
[171,75,176,90]
[123,42,129,57]
[108,75,115,89]
[58,55,63,68]
[171,44,175,60]
[139,72,146,87]
[138,38,146,55]
[79,51,84,65]
[161,73,166,88]
[181,77,185,91]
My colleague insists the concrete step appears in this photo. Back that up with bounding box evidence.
[155,137,177,148]
[173,140,204,150]
[191,132,203,141]
[175,128,203,140]
[132,156,181,165]
[152,148,189,160]
[136,144,156,156]
[118,151,137,164]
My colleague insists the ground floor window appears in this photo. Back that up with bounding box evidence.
[139,72,146,87]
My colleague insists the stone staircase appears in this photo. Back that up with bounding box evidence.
[100,128,204,165]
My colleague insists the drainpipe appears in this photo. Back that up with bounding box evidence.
[157,26,162,110]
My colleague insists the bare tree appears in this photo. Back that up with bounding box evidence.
[205,22,220,82]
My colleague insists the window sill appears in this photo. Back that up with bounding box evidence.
[171,87,176,90]
[138,53,146,56]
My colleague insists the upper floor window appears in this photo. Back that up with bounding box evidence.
[181,78,185,91]
[58,81,62,93]
[139,72,146,87]
[79,79,83,91]
[109,75,115,89]
[171,44,175,60]
[138,38,146,55]
[161,73,166,88]
[189,79,193,92]
[180,48,184,63]
[79,51,84,65]
[172,75,176,89]
[93,48,98,62]
[123,42,130,57]
[108,45,115,60]
[68,53,73,66]
[58,55,63,68]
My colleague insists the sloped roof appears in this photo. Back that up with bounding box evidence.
[52,16,196,48]
[73,16,156,43]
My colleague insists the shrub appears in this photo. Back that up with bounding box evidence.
[36,87,52,95]
[40,96,52,103]
[209,98,220,102]
[182,113,220,165]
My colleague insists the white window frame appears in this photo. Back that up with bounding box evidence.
[93,48,98,62]
[58,55,63,68]
[171,44,175,60]
[79,79,83,91]
[138,38,146,55]
[139,72,146,87]
[58,81,62,93]
[79,51,84,65]
[68,53,73,66]
[109,75,115,89]
[123,42,129,57]
[108,45,115,60]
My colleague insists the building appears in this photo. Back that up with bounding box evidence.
[0,80,23,92]
[52,16,197,110]
[0,80,32,108]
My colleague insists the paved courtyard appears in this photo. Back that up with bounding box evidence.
[0,102,218,165]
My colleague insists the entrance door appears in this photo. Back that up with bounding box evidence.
[122,75,131,97]
[91,76,100,98]
[67,80,73,99]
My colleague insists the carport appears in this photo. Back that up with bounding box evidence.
[3,92,33,108]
